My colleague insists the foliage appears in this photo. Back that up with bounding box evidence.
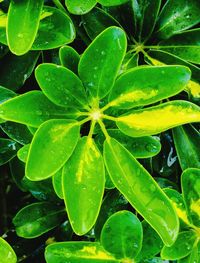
[0,0,199,262]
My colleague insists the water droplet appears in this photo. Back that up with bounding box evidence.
[101,51,106,55]
[150,184,156,192]
[36,110,42,115]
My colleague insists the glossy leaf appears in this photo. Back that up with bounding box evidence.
[59,46,80,74]
[131,0,161,41]
[101,210,142,259]
[17,144,30,163]
[135,221,163,262]
[65,0,97,15]
[7,0,43,55]
[45,242,118,263]
[32,6,75,50]
[161,231,197,260]
[109,66,191,109]
[1,122,32,145]
[181,168,200,227]
[78,26,126,101]
[159,29,200,64]
[0,91,74,127]
[117,101,200,137]
[99,0,129,6]
[26,119,80,181]
[156,0,200,39]
[82,7,120,40]
[0,86,16,103]
[94,190,128,240]
[0,138,19,165]
[0,51,39,90]
[173,125,200,170]
[52,169,63,199]
[13,202,65,238]
[35,63,88,109]
[104,138,179,246]
[0,238,17,263]
[96,129,161,158]
[63,137,105,235]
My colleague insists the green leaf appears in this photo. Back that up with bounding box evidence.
[82,7,120,40]
[159,29,200,64]
[78,26,126,101]
[0,91,74,127]
[13,202,65,238]
[109,66,191,109]
[181,168,200,227]
[7,0,43,55]
[131,0,161,41]
[65,0,97,15]
[94,190,128,240]
[0,138,19,165]
[178,245,199,263]
[17,144,30,163]
[100,210,142,259]
[45,242,118,263]
[26,119,80,181]
[103,138,179,246]
[52,169,63,199]
[1,122,32,145]
[0,86,16,103]
[98,0,129,6]
[63,137,105,235]
[156,0,200,39]
[161,230,197,260]
[135,221,163,262]
[59,46,80,74]
[96,129,161,158]
[173,125,200,170]
[0,51,39,90]
[35,63,88,109]
[117,101,200,137]
[0,238,17,263]
[32,6,75,50]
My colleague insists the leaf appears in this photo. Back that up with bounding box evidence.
[82,7,120,40]
[0,238,17,263]
[109,66,191,109]
[103,138,179,246]
[26,119,80,181]
[0,86,16,103]
[17,144,30,163]
[32,6,75,50]
[78,26,126,101]
[45,242,118,263]
[35,63,88,109]
[0,91,74,127]
[13,202,65,238]
[135,221,163,262]
[0,138,19,165]
[181,168,200,227]
[173,125,200,170]
[161,231,197,260]
[131,0,161,41]
[65,0,97,15]
[52,169,63,199]
[156,0,200,39]
[63,137,105,235]
[98,0,129,6]
[59,46,80,74]
[117,101,200,137]
[96,129,161,158]
[1,122,32,145]
[94,190,129,240]
[178,245,199,263]
[7,0,43,55]
[100,210,142,259]
[187,80,200,99]
[159,29,200,64]
[0,51,39,90]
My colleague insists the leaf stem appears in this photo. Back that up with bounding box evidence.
[88,120,96,139]
[52,0,66,13]
[102,114,118,122]
[77,116,91,126]
[98,119,110,141]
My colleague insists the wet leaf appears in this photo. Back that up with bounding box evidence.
[59,46,80,74]
[52,169,63,199]
[65,0,97,15]
[0,238,17,263]
[17,144,30,163]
